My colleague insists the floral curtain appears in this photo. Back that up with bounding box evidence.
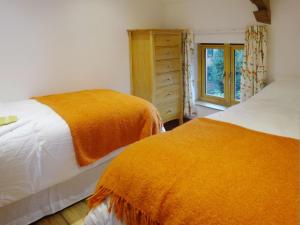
[182,30,196,118]
[241,25,267,101]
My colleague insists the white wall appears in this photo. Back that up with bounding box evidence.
[0,0,165,101]
[268,0,300,81]
[164,0,256,31]
[1,0,299,101]
[163,0,300,83]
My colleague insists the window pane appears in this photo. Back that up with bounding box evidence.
[234,49,244,101]
[205,48,224,98]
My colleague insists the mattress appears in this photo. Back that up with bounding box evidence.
[84,78,300,225]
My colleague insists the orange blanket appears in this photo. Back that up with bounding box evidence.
[89,118,299,225]
[34,89,161,166]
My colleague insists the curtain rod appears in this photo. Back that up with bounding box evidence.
[193,28,245,35]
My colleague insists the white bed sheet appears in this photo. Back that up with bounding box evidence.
[209,79,300,139]
[84,79,300,225]
[0,99,122,207]
[0,152,119,225]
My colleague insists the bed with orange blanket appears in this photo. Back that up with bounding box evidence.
[85,79,300,225]
[0,89,161,225]
[34,89,161,166]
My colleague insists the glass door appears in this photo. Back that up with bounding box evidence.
[200,45,230,105]
[231,46,244,104]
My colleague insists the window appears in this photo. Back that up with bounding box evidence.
[198,44,244,106]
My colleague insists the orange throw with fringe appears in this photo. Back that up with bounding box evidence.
[34,89,161,166]
[88,118,299,225]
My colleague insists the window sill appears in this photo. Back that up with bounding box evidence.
[195,101,228,111]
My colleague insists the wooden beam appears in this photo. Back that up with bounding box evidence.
[250,0,271,24]
[250,0,269,10]
[253,10,271,24]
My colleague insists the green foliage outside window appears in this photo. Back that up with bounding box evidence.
[234,50,244,101]
[206,49,224,98]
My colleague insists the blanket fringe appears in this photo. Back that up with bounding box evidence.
[88,186,161,225]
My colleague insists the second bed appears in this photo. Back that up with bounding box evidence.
[85,78,300,225]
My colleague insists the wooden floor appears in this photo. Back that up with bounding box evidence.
[31,200,88,225]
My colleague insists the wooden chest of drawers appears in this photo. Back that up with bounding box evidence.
[128,29,183,123]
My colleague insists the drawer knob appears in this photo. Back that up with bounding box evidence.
[167,110,172,114]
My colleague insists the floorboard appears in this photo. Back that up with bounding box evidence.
[60,201,89,225]
[33,214,69,225]
[32,200,88,225]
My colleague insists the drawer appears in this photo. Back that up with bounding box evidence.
[154,35,181,47]
[155,72,180,88]
[155,47,180,60]
[155,85,180,106]
[155,59,181,74]
[157,102,180,122]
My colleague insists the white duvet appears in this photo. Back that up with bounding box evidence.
[209,79,300,139]
[0,100,122,207]
[84,78,300,225]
